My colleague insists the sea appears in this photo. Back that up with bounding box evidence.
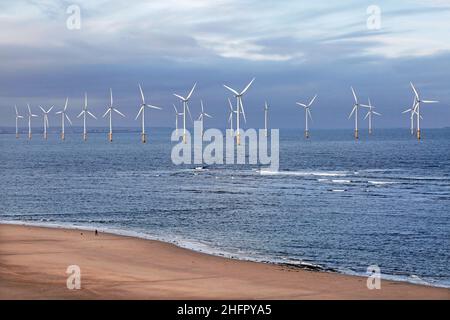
[1,127,449,288]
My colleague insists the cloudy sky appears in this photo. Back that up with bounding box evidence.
[1,0,450,129]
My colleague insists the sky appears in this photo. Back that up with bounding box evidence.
[1,0,450,129]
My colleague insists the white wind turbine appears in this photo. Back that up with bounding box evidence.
[173,83,196,144]
[296,94,317,138]
[360,98,381,134]
[55,98,71,141]
[102,89,125,142]
[402,96,418,135]
[197,100,212,137]
[263,101,269,137]
[135,84,162,143]
[410,82,439,140]
[349,87,363,140]
[223,78,255,145]
[77,93,97,141]
[26,104,38,140]
[14,105,24,138]
[39,105,54,140]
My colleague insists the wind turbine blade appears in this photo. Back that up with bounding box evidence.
[65,114,72,125]
[223,84,239,96]
[348,106,356,119]
[110,88,113,106]
[422,100,439,103]
[364,112,370,120]
[373,111,381,116]
[85,92,88,108]
[27,104,31,115]
[228,113,233,123]
[351,87,358,104]
[410,82,419,100]
[186,103,193,122]
[48,106,54,113]
[360,104,371,108]
[240,99,247,123]
[198,114,203,121]
[114,108,125,117]
[296,102,307,108]
[186,83,197,100]
[77,111,84,118]
[15,105,18,115]
[102,109,110,118]
[135,106,143,120]
[227,98,233,111]
[173,104,178,113]
[173,94,185,101]
[39,106,45,113]
[64,97,68,111]
[204,113,212,118]
[241,77,255,95]
[138,83,145,104]
[307,108,313,121]
[402,109,412,113]
[55,111,62,115]
[200,100,204,113]
[87,111,97,119]
[147,104,162,110]
[308,94,317,107]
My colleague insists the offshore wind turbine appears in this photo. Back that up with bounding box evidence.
[263,101,269,137]
[410,82,439,140]
[197,100,212,137]
[173,104,183,135]
[135,84,162,143]
[402,96,418,135]
[360,98,381,134]
[26,104,38,140]
[223,78,255,145]
[296,94,317,138]
[39,105,54,140]
[173,83,196,144]
[102,89,125,142]
[14,105,24,138]
[349,87,363,140]
[55,98,71,141]
[77,93,97,141]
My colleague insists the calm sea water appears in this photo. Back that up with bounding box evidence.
[1,128,449,287]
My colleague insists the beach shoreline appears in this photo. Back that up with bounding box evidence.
[0,223,449,300]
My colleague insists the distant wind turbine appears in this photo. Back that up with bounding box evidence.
[349,87,363,140]
[173,104,183,135]
[77,93,97,141]
[296,94,317,138]
[223,78,255,145]
[55,98,71,141]
[26,104,38,140]
[135,84,162,143]
[173,83,196,144]
[14,105,23,139]
[197,100,212,137]
[409,82,439,140]
[102,89,125,142]
[39,105,54,140]
[360,98,381,134]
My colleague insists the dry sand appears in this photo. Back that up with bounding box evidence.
[0,224,448,299]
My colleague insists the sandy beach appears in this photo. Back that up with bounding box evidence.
[0,224,448,300]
